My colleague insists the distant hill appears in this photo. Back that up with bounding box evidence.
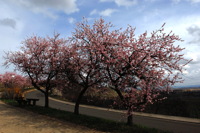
[172,85,200,92]
[173,84,200,89]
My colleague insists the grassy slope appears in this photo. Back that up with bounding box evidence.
[1,99,172,133]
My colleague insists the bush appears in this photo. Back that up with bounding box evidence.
[1,87,23,99]
[144,90,200,118]
[0,72,31,99]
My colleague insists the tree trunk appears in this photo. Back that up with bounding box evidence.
[44,90,49,108]
[113,87,133,125]
[74,87,87,115]
[114,88,124,101]
[127,113,133,126]
[32,84,48,108]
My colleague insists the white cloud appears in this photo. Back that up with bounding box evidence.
[90,8,118,17]
[172,0,181,3]
[0,18,16,29]
[99,9,118,16]
[100,0,113,2]
[189,0,200,3]
[145,0,159,2]
[172,0,200,3]
[187,25,200,44]
[100,0,137,7]
[115,0,137,6]
[90,9,98,15]
[7,0,79,19]
[68,17,76,24]
[187,25,200,35]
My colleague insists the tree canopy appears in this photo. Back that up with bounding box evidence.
[4,18,190,124]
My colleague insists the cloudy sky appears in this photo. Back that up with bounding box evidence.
[0,0,200,87]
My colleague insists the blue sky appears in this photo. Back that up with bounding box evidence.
[0,0,200,87]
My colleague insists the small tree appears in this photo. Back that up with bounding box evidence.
[4,33,68,107]
[69,18,190,125]
[0,72,30,99]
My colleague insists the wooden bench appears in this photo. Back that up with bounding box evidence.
[16,99,27,107]
[26,98,39,106]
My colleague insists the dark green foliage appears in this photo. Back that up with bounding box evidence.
[57,89,200,119]
[144,90,200,118]
[1,98,18,106]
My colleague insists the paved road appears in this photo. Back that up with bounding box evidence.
[26,90,200,133]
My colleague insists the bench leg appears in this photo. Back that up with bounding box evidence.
[17,101,22,106]
[33,100,36,106]
[23,100,27,106]
[17,100,27,107]
[27,100,31,105]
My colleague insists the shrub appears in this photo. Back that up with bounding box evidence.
[0,72,30,99]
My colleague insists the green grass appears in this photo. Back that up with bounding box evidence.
[1,99,18,106]
[1,99,172,133]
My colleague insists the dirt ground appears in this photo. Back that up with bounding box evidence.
[0,101,105,133]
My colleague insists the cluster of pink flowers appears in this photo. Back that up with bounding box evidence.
[0,72,30,89]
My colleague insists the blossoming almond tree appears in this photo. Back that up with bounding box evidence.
[70,18,190,125]
[61,31,106,115]
[4,33,68,108]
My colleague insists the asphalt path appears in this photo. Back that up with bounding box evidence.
[25,90,200,133]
